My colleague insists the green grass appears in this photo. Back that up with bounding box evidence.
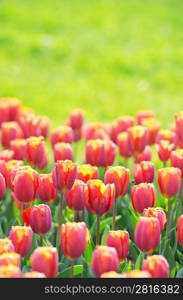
[0,0,183,127]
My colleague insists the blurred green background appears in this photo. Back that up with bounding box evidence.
[0,0,183,126]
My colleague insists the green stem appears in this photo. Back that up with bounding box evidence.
[40,234,44,246]
[74,210,79,222]
[96,215,100,245]
[163,161,167,168]
[70,260,74,278]
[112,198,117,230]
[166,197,171,241]
[56,192,64,254]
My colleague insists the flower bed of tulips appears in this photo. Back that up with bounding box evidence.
[1,98,183,278]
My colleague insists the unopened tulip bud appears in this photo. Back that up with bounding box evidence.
[92,246,119,277]
[137,146,152,163]
[10,139,26,160]
[52,160,77,192]
[25,136,48,170]
[54,142,73,162]
[4,159,24,188]
[76,164,98,183]
[83,123,110,141]
[104,166,129,198]
[133,161,155,184]
[0,173,6,200]
[65,179,86,211]
[31,247,58,278]
[0,265,21,278]
[9,226,33,257]
[158,167,181,198]
[37,174,57,203]
[156,141,175,162]
[142,255,169,278]
[142,207,167,232]
[135,217,161,252]
[0,252,21,267]
[51,126,74,148]
[128,125,148,155]
[106,230,129,261]
[171,149,183,176]
[0,238,15,255]
[1,121,23,148]
[66,109,84,130]
[117,132,132,158]
[131,183,156,213]
[30,204,52,234]
[111,116,135,143]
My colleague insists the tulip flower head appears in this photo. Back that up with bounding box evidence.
[30,204,52,235]
[37,174,57,203]
[171,149,183,176]
[142,255,169,278]
[128,125,148,155]
[54,142,73,162]
[25,136,48,170]
[156,140,175,162]
[106,230,129,261]
[0,173,6,201]
[177,215,183,246]
[104,166,129,198]
[131,183,156,213]
[0,252,21,267]
[9,226,33,257]
[65,179,86,211]
[0,265,21,278]
[158,167,181,198]
[142,207,167,232]
[133,161,155,184]
[0,238,15,255]
[52,160,77,192]
[76,164,98,183]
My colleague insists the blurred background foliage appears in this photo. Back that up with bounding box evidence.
[0,0,183,126]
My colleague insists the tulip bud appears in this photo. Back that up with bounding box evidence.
[177,215,183,246]
[54,142,73,162]
[17,112,42,138]
[83,123,110,141]
[142,207,167,232]
[0,173,6,200]
[158,167,181,198]
[156,129,177,145]
[0,265,21,278]
[136,110,155,125]
[37,174,57,203]
[4,159,24,188]
[128,125,148,155]
[60,222,89,260]
[104,166,129,198]
[85,180,115,216]
[117,132,132,158]
[131,183,156,213]
[0,238,15,255]
[30,247,58,278]
[9,226,33,257]
[23,271,46,278]
[50,126,74,148]
[137,146,152,163]
[30,204,52,234]
[1,121,23,148]
[66,109,84,130]
[0,149,14,161]
[121,270,152,278]
[141,118,160,144]
[156,141,175,162]
[13,166,39,202]
[5,98,21,121]
[106,230,129,261]
[25,136,48,170]
[52,160,77,192]
[133,161,155,184]
[175,111,183,148]
[135,217,161,252]
[10,139,26,160]
[65,180,86,211]
[76,164,98,183]
[0,252,21,267]
[171,149,183,176]
[39,116,50,138]
[92,246,119,277]
[142,255,169,278]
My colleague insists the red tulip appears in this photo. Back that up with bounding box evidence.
[177,215,183,246]
[133,161,155,184]
[0,252,21,267]
[141,118,160,144]
[156,140,175,162]
[83,123,110,141]
[17,112,42,138]
[0,102,9,126]
[121,270,152,278]
[0,149,14,161]
[10,139,26,160]
[136,110,155,125]
[50,126,74,148]
[23,271,46,278]
[86,180,115,216]
[111,116,135,143]
[106,230,129,261]
[0,160,6,177]
[76,164,98,183]
[0,265,21,278]
[4,159,24,188]
[156,129,177,145]
[175,111,183,148]
[3,98,21,121]
[142,255,169,278]
[131,183,156,213]
[137,145,152,163]
[0,173,6,200]
[1,121,23,148]
[135,217,161,252]
[30,204,52,234]
[37,174,57,203]
[65,179,86,211]
[92,246,119,277]
[9,226,33,257]
[22,207,32,226]
[158,167,181,198]
[117,132,132,158]
[54,142,73,162]
[128,125,148,155]
[39,116,50,138]
[101,271,122,278]
[171,149,183,176]
[31,247,58,278]
[66,109,84,130]
[25,136,48,170]
[104,166,129,198]
[142,207,167,232]
[0,238,15,255]
[52,160,77,192]
[60,222,89,260]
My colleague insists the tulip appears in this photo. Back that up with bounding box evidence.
[83,123,110,141]
[177,215,183,246]
[4,98,21,121]
[39,116,50,138]
[171,149,183,176]
[137,145,152,163]
[50,126,74,148]
[31,247,58,278]
[9,226,33,257]
[0,238,15,255]
[0,160,6,177]
[30,204,52,237]
[52,160,77,192]
[133,161,155,184]
[134,217,161,252]
[0,149,14,161]
[175,111,183,148]
[111,116,135,143]
[104,166,129,229]
[142,207,167,232]
[54,142,73,162]
[142,255,169,278]
[158,167,181,198]
[22,207,32,226]
[101,271,122,278]
[66,109,84,130]
[13,167,39,203]
[4,159,24,189]
[136,110,155,125]
[141,118,160,144]
[23,271,46,278]
[76,164,98,183]
[0,102,9,126]
[131,183,156,214]
[0,173,6,201]
[25,136,48,170]
[10,139,26,160]
[0,252,21,267]
[106,230,129,261]
[86,180,115,244]
[0,265,21,278]
[117,132,132,159]
[17,112,42,138]
[121,270,152,278]
[73,128,82,142]
[92,246,119,277]
[156,129,177,145]
[37,174,57,203]
[65,179,86,212]
[1,121,23,148]
[128,125,148,158]
[156,140,175,165]
[103,140,116,167]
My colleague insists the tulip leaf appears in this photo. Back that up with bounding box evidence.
[177,250,183,265]
[119,258,128,273]
[101,225,110,245]
[129,241,139,261]
[100,216,122,233]
[84,239,94,263]
[176,267,183,278]
[135,252,144,270]
[58,265,83,278]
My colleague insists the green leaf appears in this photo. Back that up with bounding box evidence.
[135,252,144,270]
[176,267,183,278]
[177,250,183,265]
[58,265,83,278]
[119,258,128,273]
[100,216,121,233]
[84,240,94,263]
[101,225,110,245]
[129,241,139,261]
